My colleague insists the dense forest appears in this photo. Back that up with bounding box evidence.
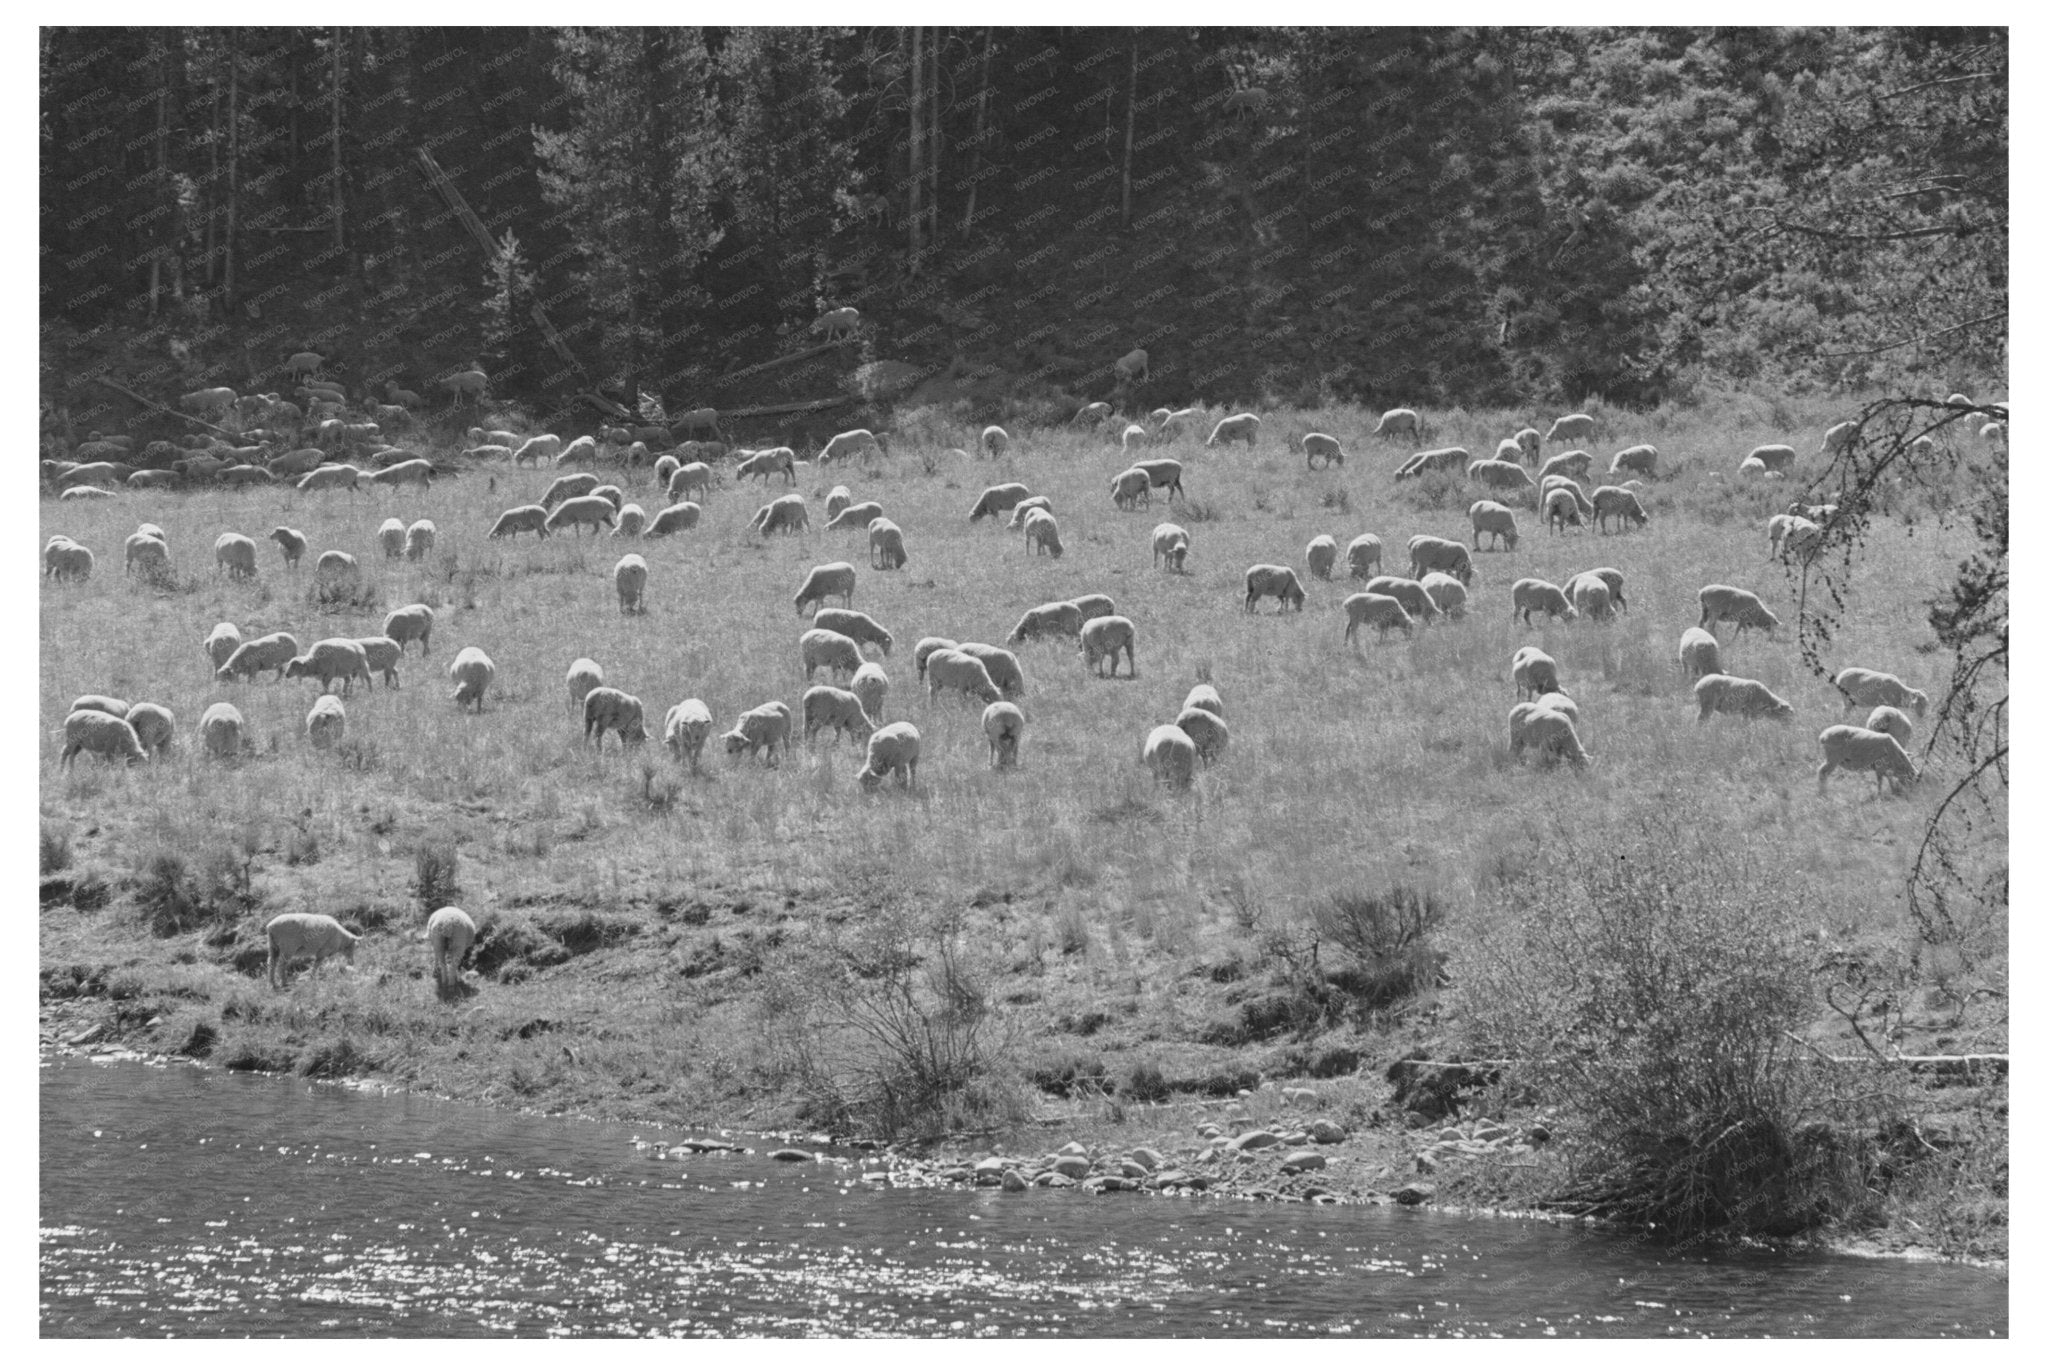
[40,26,2006,432]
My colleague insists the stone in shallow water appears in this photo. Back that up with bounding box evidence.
[1058,1140,1089,1157]
[1001,1168,1029,1192]
[769,1148,811,1162]
[1127,1147,1163,1170]
[1279,1148,1327,1173]
[1228,1129,1282,1152]
[1051,1154,1092,1179]
[1392,1181,1436,1205]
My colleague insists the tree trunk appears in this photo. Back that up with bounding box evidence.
[1121,36,1137,230]
[204,49,218,288]
[223,27,238,311]
[906,26,924,262]
[928,27,941,249]
[331,29,345,256]
[961,28,994,239]
[149,36,169,318]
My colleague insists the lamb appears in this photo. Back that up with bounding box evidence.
[1678,626,1723,681]
[448,646,497,712]
[353,635,403,688]
[1466,458,1536,497]
[265,913,360,988]
[1408,535,1476,585]
[427,906,478,989]
[814,306,862,341]
[793,562,857,617]
[1305,534,1337,580]
[812,608,894,657]
[377,517,408,558]
[614,553,649,613]
[750,493,809,535]
[57,709,146,768]
[1511,708,1591,769]
[1109,467,1153,510]
[819,430,882,465]
[124,532,170,577]
[1747,443,1797,475]
[1538,450,1594,482]
[723,701,793,765]
[1373,408,1422,440]
[1150,523,1191,573]
[663,699,714,769]
[826,500,885,531]
[1694,674,1795,724]
[1591,485,1648,533]
[1120,422,1149,453]
[1022,508,1064,558]
[257,528,307,574]
[738,447,799,483]
[957,642,1026,698]
[488,505,552,540]
[1608,444,1658,478]
[285,638,373,696]
[216,632,302,683]
[667,462,715,502]
[1174,706,1229,765]
[1832,667,1930,719]
[1816,725,1919,796]
[1697,585,1781,638]
[1244,564,1307,613]
[1207,413,1261,448]
[1469,501,1519,551]
[1133,458,1186,501]
[199,701,245,758]
[69,695,131,719]
[1511,645,1565,699]
[545,495,617,537]
[1345,534,1384,579]
[1544,487,1587,535]
[204,532,258,582]
[1546,413,1595,443]
[297,463,365,494]
[867,518,908,570]
[1511,578,1578,627]
[645,503,702,537]
[43,538,94,581]
[849,662,889,723]
[1864,705,1915,745]
[205,622,244,671]
[1081,616,1138,678]
[970,482,1032,524]
[582,686,649,749]
[1115,347,1150,383]
[124,701,176,758]
[1420,572,1469,621]
[1343,592,1415,642]
[982,425,1010,458]
[803,685,875,745]
[305,692,347,750]
[1570,574,1615,622]
[924,649,1002,704]
[1362,575,1440,624]
[514,434,563,466]
[801,628,866,681]
[1142,724,1198,789]
[541,472,600,509]
[857,722,922,791]
[1071,593,1118,623]
[1301,432,1345,470]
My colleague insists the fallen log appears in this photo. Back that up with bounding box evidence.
[92,376,236,438]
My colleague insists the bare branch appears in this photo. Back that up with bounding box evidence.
[1813,313,2008,358]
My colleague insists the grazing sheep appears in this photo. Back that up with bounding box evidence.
[127,469,179,490]
[812,608,894,657]
[513,434,563,467]
[850,662,889,722]
[969,482,1032,524]
[1373,408,1422,440]
[1538,450,1595,483]
[265,913,360,988]
[924,649,1002,704]
[204,622,244,671]
[256,529,303,576]
[544,495,617,537]
[403,520,436,562]
[823,485,853,521]
[1777,516,1823,562]
[1363,575,1441,625]
[377,517,408,559]
[1864,705,1916,745]
[803,685,875,745]
[1544,487,1587,535]
[653,453,683,489]
[488,505,551,541]
[43,538,94,581]
[663,699,714,769]
[1207,413,1261,448]
[1133,458,1186,501]
[206,533,258,580]
[1244,564,1307,613]
[666,462,715,503]
[723,701,793,765]
[180,386,238,416]
[124,701,175,758]
[1817,725,1919,795]
[1512,708,1591,768]
[975,701,1025,769]
[448,646,497,712]
[613,554,649,614]
[801,628,866,682]
[556,435,599,467]
[857,721,922,792]
[1343,592,1414,642]
[1071,593,1118,624]
[1081,615,1138,678]
[216,632,302,683]
[1183,685,1224,721]
[855,517,903,570]
[69,695,131,719]
[819,430,883,465]
[1142,724,1198,789]
[368,458,438,489]
[1546,414,1595,443]
[1747,443,1797,475]
[633,424,675,449]
[285,639,373,696]
[58,709,146,768]
[541,472,600,509]
[981,425,1010,458]
[1821,420,1859,455]
[826,500,885,531]
[57,461,127,490]
[814,306,862,341]
[1305,534,1337,580]
[738,447,799,483]
[646,502,703,537]
[793,562,857,617]
[1408,535,1476,585]
[1697,585,1780,639]
[1590,485,1648,533]
[305,692,347,750]
[353,636,403,688]
[285,351,325,382]
[199,701,245,758]
[1608,444,1658,478]
[313,550,361,599]
[1512,645,1565,699]
[1022,508,1064,558]
[1832,667,1930,719]
[565,660,605,718]
[124,532,170,577]
[1072,401,1113,427]
[297,463,364,494]
[1007,602,1082,648]
[266,447,327,479]
[427,906,477,989]
[750,493,809,535]
[1512,427,1543,462]
[1570,575,1615,622]
[1420,572,1469,621]
[1115,347,1150,383]
[1510,578,1578,628]
[1153,523,1192,572]
[957,643,1026,698]
[1109,467,1153,510]
[1467,458,1536,498]
[1302,432,1345,469]
[1678,626,1723,681]
[582,686,649,749]
[1342,534,1385,581]
[1694,674,1795,724]
[1469,501,1520,551]
[386,382,423,409]
[1494,437,1524,464]
[588,484,626,511]
[1174,706,1229,765]
[60,485,116,502]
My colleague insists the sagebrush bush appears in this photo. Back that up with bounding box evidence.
[412,839,460,911]
[41,823,72,874]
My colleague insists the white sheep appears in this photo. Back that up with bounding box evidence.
[801,628,865,682]
[646,502,703,537]
[69,694,130,718]
[1007,495,1054,524]
[1363,575,1441,625]
[285,639,373,696]
[1174,706,1229,766]
[1373,408,1421,440]
[1081,615,1138,678]
[913,638,958,683]
[803,685,875,746]
[1408,535,1476,584]
[1145,523,1190,573]
[1207,413,1261,448]
[1184,684,1224,719]
[925,648,1002,703]
[854,517,902,570]
[1305,534,1337,580]
[205,622,244,671]
[1747,443,1797,475]
[1608,444,1658,478]
[1343,592,1415,642]
[1591,485,1648,532]
[349,635,401,688]
[667,461,715,503]
[1678,626,1723,681]
[1133,458,1186,501]
[1544,486,1587,535]
[1511,578,1578,627]
[1493,436,1524,463]
[1120,422,1148,453]
[818,430,882,465]
[1511,645,1565,699]
[857,721,921,792]
[1469,501,1519,551]
[1004,602,1080,648]
[1694,674,1795,723]
[814,306,861,341]
[1697,585,1780,638]
[969,482,1031,524]
[1343,534,1384,580]
[377,517,408,558]
[1142,724,1197,789]
[1817,725,1919,796]
[305,692,347,750]
[663,699,714,769]
[811,608,894,657]
[724,701,792,765]
[739,447,799,483]
[1511,708,1591,768]
[1467,458,1536,498]
[971,701,1023,769]
[609,504,646,538]
[514,434,563,466]
[266,447,327,479]
[368,458,438,490]
[606,553,647,614]
[1864,705,1915,746]
[59,484,114,502]
[285,351,325,382]
[1512,427,1542,462]
[545,495,617,537]
[1820,420,1859,455]
[124,531,170,577]
[1776,516,1823,562]
[216,632,302,683]
[265,912,360,988]
[180,386,238,416]
[1109,467,1152,510]
[793,562,857,617]
[200,701,245,758]
[483,504,548,541]
[1023,508,1064,558]
[957,643,1026,698]
[826,500,885,531]
[1072,401,1113,427]
[1570,574,1615,623]
[259,527,304,573]
[750,493,809,535]
[565,659,605,715]
[654,454,684,489]
[1420,572,1468,621]
[1072,593,1118,623]
[1546,414,1595,443]
[981,425,1010,458]
[556,435,599,466]
[448,646,497,712]
[463,444,513,461]
[822,485,853,521]
[849,662,889,722]
[582,686,648,749]
[589,484,626,511]
[124,701,175,758]
[1831,667,1929,719]
[404,519,437,561]
[1538,450,1594,482]
[43,538,94,581]
[57,709,145,768]
[1302,432,1345,469]
[1115,347,1150,383]
[297,463,364,494]
[427,906,477,989]
[204,532,257,581]
[541,472,600,508]
[1244,564,1307,613]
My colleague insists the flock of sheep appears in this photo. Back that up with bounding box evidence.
[44,359,1974,987]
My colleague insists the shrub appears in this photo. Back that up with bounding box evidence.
[413,839,460,912]
[1314,885,1448,1014]
[40,823,71,874]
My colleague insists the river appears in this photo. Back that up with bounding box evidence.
[40,1051,2006,1337]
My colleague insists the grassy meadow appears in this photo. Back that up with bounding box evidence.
[38,394,2007,1249]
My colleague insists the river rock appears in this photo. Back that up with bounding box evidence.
[1307,1119,1348,1144]
[1002,1168,1029,1192]
[1414,1153,1437,1175]
[943,1166,973,1183]
[1038,1172,1075,1188]
[1228,1129,1283,1153]
[769,1148,812,1162]
[1196,1123,1222,1139]
[1282,1086,1319,1106]
[1279,1149,1327,1174]
[1058,1141,1089,1157]
[1392,1181,1436,1205]
[1281,1130,1310,1146]
[1051,1154,1092,1179]
[974,1157,1008,1185]
[1127,1147,1163,1171]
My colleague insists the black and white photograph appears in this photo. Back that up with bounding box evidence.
[36,21,2010,1337]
